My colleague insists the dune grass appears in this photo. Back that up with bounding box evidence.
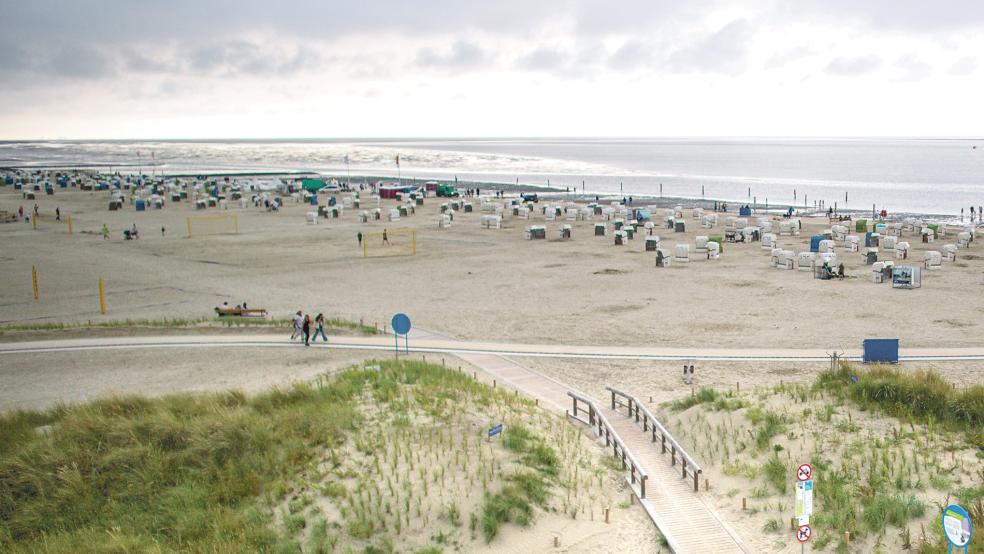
[0,316,380,334]
[0,359,496,553]
[818,363,984,448]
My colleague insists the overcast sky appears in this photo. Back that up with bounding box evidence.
[1,0,982,139]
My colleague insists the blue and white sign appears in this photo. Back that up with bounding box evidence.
[942,504,972,550]
[391,313,411,335]
[391,313,411,355]
[488,424,503,438]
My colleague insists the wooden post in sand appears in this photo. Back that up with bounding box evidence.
[32,265,39,300]
[742,497,746,510]
[98,278,106,314]
[604,507,610,523]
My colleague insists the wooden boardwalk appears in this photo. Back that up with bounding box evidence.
[422,330,749,553]
[601,403,747,553]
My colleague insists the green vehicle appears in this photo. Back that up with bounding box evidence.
[435,184,460,197]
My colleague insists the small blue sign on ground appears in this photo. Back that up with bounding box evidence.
[862,338,899,364]
[488,424,503,438]
[391,313,411,335]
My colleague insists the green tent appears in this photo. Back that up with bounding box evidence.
[301,179,325,192]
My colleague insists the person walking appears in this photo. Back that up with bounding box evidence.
[357,231,362,247]
[291,310,304,341]
[161,225,166,237]
[18,206,23,220]
[313,313,328,343]
[302,314,312,346]
[55,207,60,221]
[382,228,390,245]
[101,223,109,240]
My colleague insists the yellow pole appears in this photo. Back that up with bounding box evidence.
[32,216,37,230]
[363,235,367,257]
[67,215,73,234]
[412,230,416,254]
[32,265,39,300]
[99,278,106,314]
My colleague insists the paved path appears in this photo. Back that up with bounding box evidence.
[3,333,983,362]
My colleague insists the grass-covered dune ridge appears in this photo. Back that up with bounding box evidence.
[0,359,515,553]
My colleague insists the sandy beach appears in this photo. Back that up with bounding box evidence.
[2,182,982,352]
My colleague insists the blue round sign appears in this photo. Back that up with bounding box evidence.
[942,504,972,547]
[391,313,411,335]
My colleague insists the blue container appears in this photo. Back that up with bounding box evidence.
[864,232,873,247]
[862,338,899,364]
[135,199,146,211]
[809,235,823,252]
[739,206,752,216]
[4,176,13,185]
[309,195,318,206]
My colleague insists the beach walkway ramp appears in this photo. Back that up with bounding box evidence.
[593,388,748,553]
[410,327,748,553]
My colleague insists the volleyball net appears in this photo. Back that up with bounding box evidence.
[363,228,416,257]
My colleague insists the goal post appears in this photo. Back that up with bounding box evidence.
[363,228,416,257]
[186,214,239,238]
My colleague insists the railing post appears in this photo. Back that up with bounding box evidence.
[651,426,657,443]
[611,390,616,410]
[643,414,648,432]
[671,445,676,466]
[694,470,700,492]
[621,449,627,469]
[641,476,647,498]
[634,402,640,423]
[682,458,688,479]
[605,427,611,447]
[588,405,594,426]
[572,397,578,418]
[661,434,666,453]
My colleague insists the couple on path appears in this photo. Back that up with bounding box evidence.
[291,310,328,346]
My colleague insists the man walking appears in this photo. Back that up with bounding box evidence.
[291,310,304,341]
[382,228,390,245]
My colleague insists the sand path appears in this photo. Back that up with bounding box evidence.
[3,332,983,361]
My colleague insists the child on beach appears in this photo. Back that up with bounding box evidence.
[302,314,311,346]
[101,224,109,240]
[382,229,389,245]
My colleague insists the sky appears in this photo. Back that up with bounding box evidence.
[1,0,983,139]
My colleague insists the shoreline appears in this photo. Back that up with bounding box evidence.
[6,165,978,222]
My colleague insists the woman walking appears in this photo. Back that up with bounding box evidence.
[313,313,329,343]
[302,314,312,346]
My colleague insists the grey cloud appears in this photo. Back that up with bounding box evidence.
[517,47,567,71]
[826,55,881,76]
[782,0,984,31]
[47,45,116,79]
[895,55,932,82]
[666,19,752,75]
[187,41,322,77]
[608,40,655,71]
[949,56,977,75]
[416,40,489,70]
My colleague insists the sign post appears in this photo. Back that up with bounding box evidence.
[488,423,502,442]
[942,504,973,553]
[391,313,411,357]
[795,463,814,553]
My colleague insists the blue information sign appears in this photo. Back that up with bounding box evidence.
[391,313,411,335]
[942,503,972,551]
[488,424,503,438]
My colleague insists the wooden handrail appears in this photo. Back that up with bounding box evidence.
[567,390,649,499]
[606,385,703,492]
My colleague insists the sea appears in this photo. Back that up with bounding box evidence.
[2,137,983,217]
